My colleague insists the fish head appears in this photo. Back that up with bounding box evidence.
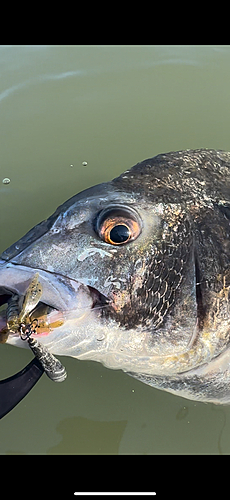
[0,181,171,363]
[1,149,230,402]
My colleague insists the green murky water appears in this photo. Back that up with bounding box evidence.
[1,45,230,454]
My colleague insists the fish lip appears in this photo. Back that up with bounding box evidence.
[0,260,109,338]
[0,261,85,308]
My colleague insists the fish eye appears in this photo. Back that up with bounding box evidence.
[96,205,142,245]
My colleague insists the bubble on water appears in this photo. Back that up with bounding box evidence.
[176,406,189,420]
[2,177,10,184]
[82,161,88,167]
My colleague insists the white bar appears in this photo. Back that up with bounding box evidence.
[74,494,156,496]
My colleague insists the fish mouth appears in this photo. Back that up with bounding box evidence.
[0,294,65,340]
[0,261,108,342]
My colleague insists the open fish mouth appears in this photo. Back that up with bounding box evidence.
[0,294,65,341]
[0,260,108,344]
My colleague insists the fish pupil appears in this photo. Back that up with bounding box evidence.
[110,224,130,243]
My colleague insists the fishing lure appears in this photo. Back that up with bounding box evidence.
[1,273,67,382]
[18,273,67,382]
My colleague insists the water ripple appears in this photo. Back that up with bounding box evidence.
[0,70,85,104]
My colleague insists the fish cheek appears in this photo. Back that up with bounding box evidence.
[104,214,196,344]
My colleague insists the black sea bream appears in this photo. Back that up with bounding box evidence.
[1,149,230,404]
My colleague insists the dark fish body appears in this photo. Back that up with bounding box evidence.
[1,149,230,403]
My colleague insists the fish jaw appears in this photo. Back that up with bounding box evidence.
[0,259,98,351]
[0,258,199,374]
[0,261,200,376]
